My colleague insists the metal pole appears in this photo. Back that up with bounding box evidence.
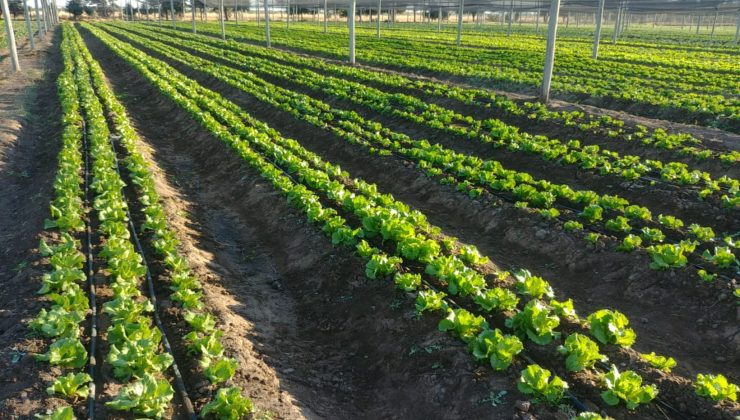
[23,0,34,49]
[507,0,513,35]
[235,0,239,24]
[611,2,620,44]
[33,0,43,37]
[1,0,20,72]
[286,0,290,28]
[191,0,196,32]
[219,0,225,38]
[592,0,604,59]
[437,5,440,32]
[696,14,701,35]
[323,0,327,32]
[264,0,270,46]
[40,0,49,30]
[710,9,717,37]
[540,0,560,102]
[735,13,740,44]
[170,0,176,28]
[376,0,380,37]
[348,0,355,63]
[456,0,463,46]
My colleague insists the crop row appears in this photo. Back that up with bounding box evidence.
[175,22,739,129]
[143,22,740,167]
[30,24,255,419]
[85,22,739,418]
[129,23,740,205]
[100,23,739,285]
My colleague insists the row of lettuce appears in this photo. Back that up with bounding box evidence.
[172,21,740,130]
[86,21,739,418]
[129,23,740,205]
[30,24,254,419]
[172,23,738,166]
[101,22,740,290]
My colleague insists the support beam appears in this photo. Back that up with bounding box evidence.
[696,15,701,35]
[611,2,621,44]
[23,0,34,50]
[170,0,176,28]
[323,0,327,33]
[219,0,225,39]
[540,0,560,102]
[456,0,463,46]
[710,9,717,37]
[264,0,271,46]
[348,0,356,64]
[376,0,381,38]
[191,0,196,32]
[735,13,740,44]
[437,5,441,32]
[34,0,43,38]
[592,0,604,59]
[507,0,513,36]
[1,0,21,72]
[286,0,289,29]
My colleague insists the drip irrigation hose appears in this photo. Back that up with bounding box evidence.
[82,120,98,420]
[107,134,198,420]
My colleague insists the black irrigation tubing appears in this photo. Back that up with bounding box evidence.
[106,133,198,420]
[82,120,98,420]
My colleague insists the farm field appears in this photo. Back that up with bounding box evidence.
[0,13,737,420]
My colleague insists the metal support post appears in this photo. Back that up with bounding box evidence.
[540,0,560,102]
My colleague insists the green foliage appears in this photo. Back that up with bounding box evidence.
[587,309,635,347]
[34,406,76,420]
[557,333,607,372]
[414,290,448,313]
[200,387,255,419]
[438,308,488,343]
[204,358,238,384]
[46,372,92,398]
[35,338,87,368]
[365,254,402,279]
[694,374,738,402]
[701,246,737,268]
[517,364,568,405]
[468,328,523,371]
[393,272,422,292]
[106,374,174,418]
[640,352,676,372]
[506,300,560,345]
[616,234,642,252]
[513,269,554,299]
[600,365,658,409]
[473,287,519,312]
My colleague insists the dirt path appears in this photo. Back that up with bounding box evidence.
[0,30,69,418]
[82,27,524,420]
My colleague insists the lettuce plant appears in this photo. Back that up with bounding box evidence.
[106,374,174,418]
[694,373,738,402]
[46,372,92,398]
[438,308,488,343]
[200,386,254,419]
[640,352,676,372]
[517,364,568,405]
[506,300,560,345]
[587,309,635,347]
[601,365,658,409]
[468,328,523,371]
[558,333,607,372]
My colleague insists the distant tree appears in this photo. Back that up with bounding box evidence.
[66,0,85,18]
[8,0,24,18]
